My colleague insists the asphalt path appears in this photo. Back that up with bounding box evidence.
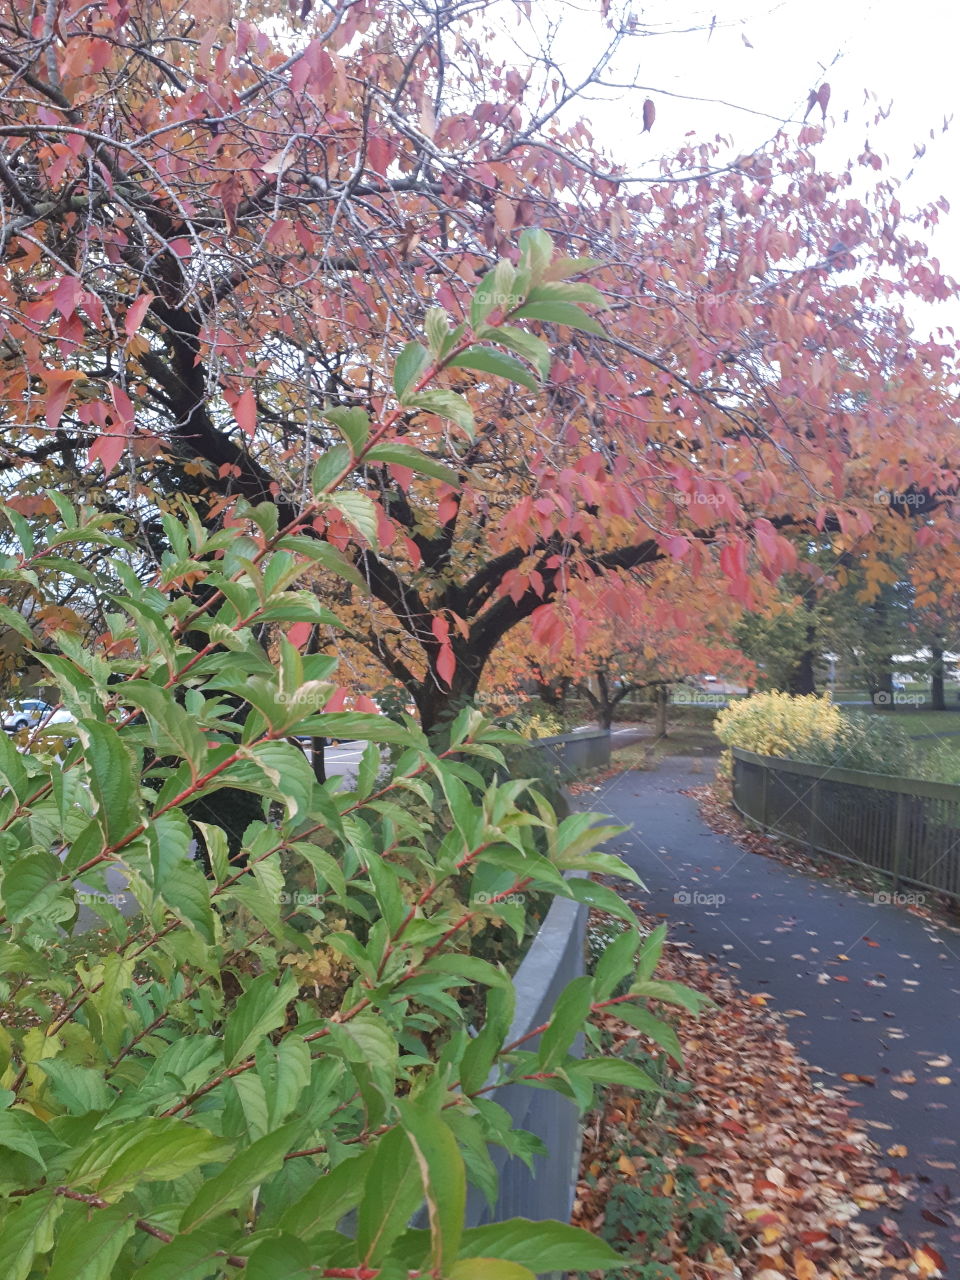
[589,758,960,1269]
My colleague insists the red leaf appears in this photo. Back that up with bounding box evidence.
[124,292,155,338]
[355,694,380,713]
[110,383,135,432]
[436,643,456,687]
[287,621,313,650]
[43,370,83,430]
[235,389,257,438]
[817,82,831,119]
[53,275,82,320]
[323,687,349,713]
[642,98,655,132]
[89,433,126,474]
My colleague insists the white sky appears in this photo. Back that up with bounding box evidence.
[538,0,960,336]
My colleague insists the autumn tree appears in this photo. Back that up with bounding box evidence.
[1,0,959,729]
[483,567,754,730]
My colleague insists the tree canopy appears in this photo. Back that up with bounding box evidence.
[1,0,958,724]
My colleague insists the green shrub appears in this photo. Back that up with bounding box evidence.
[0,234,708,1275]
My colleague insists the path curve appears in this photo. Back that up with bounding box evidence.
[591,758,960,1269]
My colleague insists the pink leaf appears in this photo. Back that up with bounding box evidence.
[287,621,313,650]
[124,292,155,338]
[436,643,456,688]
[43,370,82,430]
[235,389,257,438]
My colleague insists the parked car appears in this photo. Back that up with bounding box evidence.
[2,699,74,734]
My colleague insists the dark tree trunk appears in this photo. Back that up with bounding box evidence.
[931,645,946,711]
[655,684,668,738]
[536,674,570,708]
[786,621,817,695]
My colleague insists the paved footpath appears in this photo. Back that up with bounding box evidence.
[590,758,960,1270]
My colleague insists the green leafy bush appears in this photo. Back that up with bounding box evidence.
[0,234,700,1277]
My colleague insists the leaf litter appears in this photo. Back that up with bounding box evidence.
[573,897,937,1279]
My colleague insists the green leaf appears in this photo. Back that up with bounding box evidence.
[77,719,140,845]
[274,536,366,590]
[487,326,551,380]
[394,341,430,402]
[517,228,554,281]
[179,1123,297,1232]
[357,1127,422,1266]
[245,1235,317,1280]
[537,974,594,1070]
[40,1060,115,1116]
[44,1203,135,1280]
[322,406,370,454]
[471,259,518,329]
[457,1219,622,1272]
[629,976,713,1014]
[565,877,636,922]
[618,924,657,986]
[69,1119,232,1197]
[592,926,641,1001]
[280,1148,376,1239]
[0,1190,62,1280]
[611,1004,683,1063]
[329,490,380,546]
[0,730,29,800]
[0,1109,47,1169]
[573,1057,663,1091]
[363,442,460,486]
[262,1034,312,1128]
[450,1262,535,1280]
[401,1103,466,1274]
[121,681,209,769]
[147,811,215,943]
[514,300,607,337]
[224,971,298,1068]
[311,442,352,495]
[100,1122,234,1195]
[425,307,450,356]
[524,280,608,309]
[128,1227,227,1280]
[2,851,70,925]
[460,983,515,1096]
[448,346,538,391]
[405,389,475,437]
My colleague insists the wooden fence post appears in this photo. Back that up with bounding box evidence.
[760,763,769,830]
[892,792,906,895]
[808,774,820,854]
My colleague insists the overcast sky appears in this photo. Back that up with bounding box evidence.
[535,0,959,336]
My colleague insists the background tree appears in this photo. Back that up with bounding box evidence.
[1,0,958,729]
[484,567,754,731]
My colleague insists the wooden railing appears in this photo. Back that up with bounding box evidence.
[731,747,960,902]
